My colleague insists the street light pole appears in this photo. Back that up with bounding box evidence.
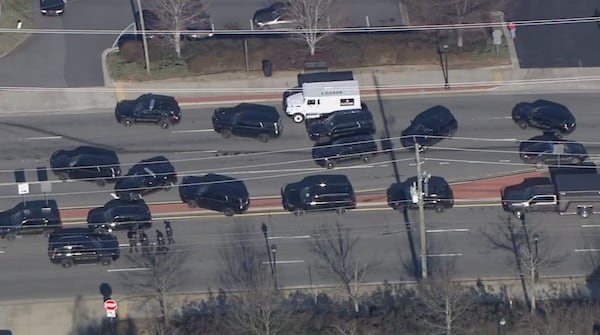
[437,43,450,89]
[533,232,540,282]
[414,139,427,279]
[135,0,151,74]
[261,223,274,276]
[271,243,278,290]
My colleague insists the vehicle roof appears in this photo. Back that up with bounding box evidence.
[220,103,279,120]
[293,175,353,188]
[128,156,174,175]
[519,139,586,154]
[553,174,600,193]
[302,80,359,97]
[102,198,149,210]
[253,2,286,22]
[182,174,248,194]
[297,71,354,86]
[413,105,455,125]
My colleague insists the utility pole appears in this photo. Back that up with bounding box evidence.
[414,138,427,279]
[135,0,151,74]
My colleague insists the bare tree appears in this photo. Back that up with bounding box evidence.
[217,224,298,335]
[286,0,337,56]
[121,250,190,335]
[416,258,475,335]
[482,215,565,314]
[309,221,372,313]
[151,0,210,58]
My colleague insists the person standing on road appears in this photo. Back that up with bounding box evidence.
[156,229,165,247]
[508,21,517,40]
[127,228,138,253]
[140,231,150,255]
[165,220,175,245]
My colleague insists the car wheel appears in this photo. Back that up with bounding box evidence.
[535,161,544,169]
[187,200,198,208]
[361,155,371,163]
[293,209,304,216]
[336,207,346,215]
[258,134,270,143]
[517,120,528,129]
[223,208,235,217]
[434,205,445,213]
[100,257,112,266]
[293,114,304,123]
[221,129,232,139]
[159,120,170,129]
[61,260,73,268]
[570,157,582,165]
[326,161,335,169]
[122,118,133,127]
[96,179,106,187]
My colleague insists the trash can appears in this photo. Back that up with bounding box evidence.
[262,59,272,77]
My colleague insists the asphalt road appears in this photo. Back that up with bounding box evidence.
[513,0,600,67]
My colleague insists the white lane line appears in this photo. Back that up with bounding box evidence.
[582,225,600,228]
[427,228,469,233]
[428,253,463,257]
[439,162,450,165]
[171,129,214,133]
[0,250,5,254]
[107,267,150,272]
[269,235,311,240]
[574,249,600,253]
[174,150,218,154]
[24,136,62,140]
[499,159,511,163]
[262,260,305,265]
[230,165,372,175]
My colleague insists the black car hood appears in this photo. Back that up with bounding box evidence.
[212,109,235,126]
[87,208,105,224]
[115,175,144,192]
[50,151,70,169]
[115,100,137,117]
[307,123,329,138]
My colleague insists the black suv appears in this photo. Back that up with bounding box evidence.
[212,103,282,142]
[519,134,588,167]
[48,228,120,268]
[179,174,250,216]
[40,0,65,15]
[512,99,576,135]
[87,199,152,232]
[115,156,177,201]
[281,174,356,215]
[0,200,62,240]
[50,146,121,186]
[306,106,375,142]
[387,176,454,213]
[115,94,181,129]
[401,105,458,148]
[312,135,378,169]
[253,2,295,29]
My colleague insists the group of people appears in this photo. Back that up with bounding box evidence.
[127,220,175,255]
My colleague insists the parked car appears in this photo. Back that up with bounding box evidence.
[0,200,62,240]
[212,103,282,142]
[387,176,454,212]
[179,174,250,216]
[134,10,165,39]
[306,106,376,142]
[312,135,378,169]
[512,99,576,135]
[50,146,121,185]
[115,93,181,129]
[519,134,588,167]
[87,199,152,232]
[401,105,457,148]
[40,0,65,15]
[48,228,120,268]
[253,2,295,29]
[281,174,356,215]
[115,156,177,201]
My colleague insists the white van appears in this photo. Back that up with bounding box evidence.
[285,80,361,123]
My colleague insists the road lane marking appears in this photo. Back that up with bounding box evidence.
[171,129,214,133]
[174,150,218,154]
[24,136,62,140]
[428,253,463,257]
[0,250,5,254]
[269,235,311,240]
[107,267,150,272]
[574,249,600,253]
[427,228,469,233]
[581,225,600,228]
[262,260,305,265]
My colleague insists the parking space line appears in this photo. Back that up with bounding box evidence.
[262,260,305,265]
[171,129,214,133]
[427,228,469,233]
[107,267,150,272]
[428,253,463,257]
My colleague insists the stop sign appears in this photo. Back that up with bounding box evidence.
[104,299,118,311]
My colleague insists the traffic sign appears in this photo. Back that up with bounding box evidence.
[17,183,29,195]
[104,299,118,311]
[106,309,116,318]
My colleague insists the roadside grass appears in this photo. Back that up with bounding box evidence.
[108,31,512,82]
[0,0,33,56]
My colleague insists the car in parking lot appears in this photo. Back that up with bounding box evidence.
[387,176,454,212]
[212,103,282,142]
[50,146,121,185]
[115,94,181,129]
[512,99,576,135]
[519,134,588,167]
[87,199,152,232]
[179,174,250,216]
[312,135,378,169]
[0,200,62,240]
[40,0,65,15]
[253,2,295,29]
[115,156,177,201]
[306,106,376,142]
[281,174,356,215]
[48,228,120,268]
[401,105,458,148]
